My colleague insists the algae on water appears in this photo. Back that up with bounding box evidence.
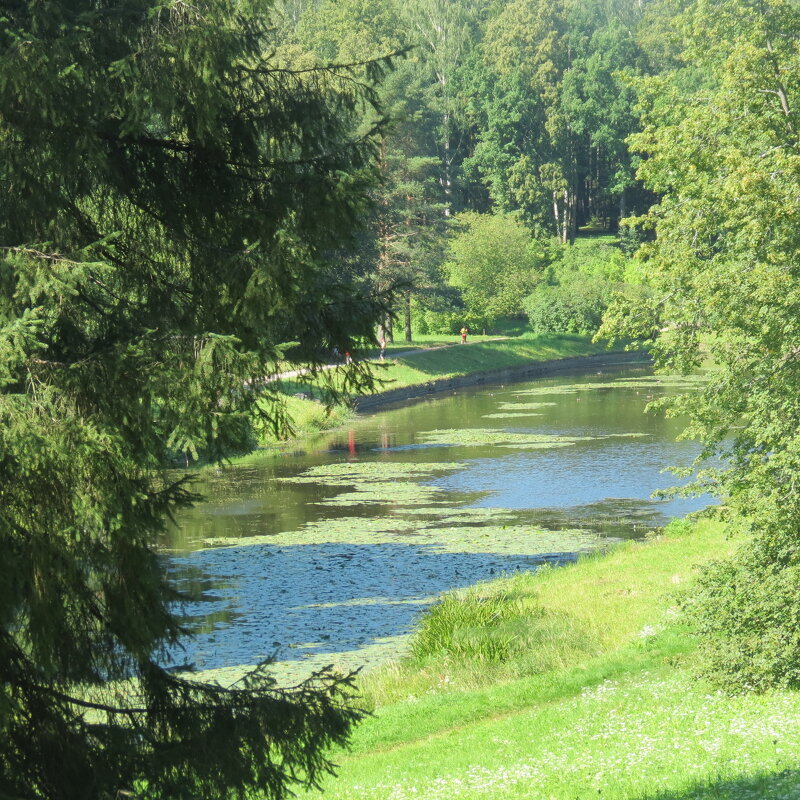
[496,402,558,410]
[275,460,466,485]
[415,428,648,450]
[417,429,589,449]
[481,413,544,419]
[313,481,455,507]
[512,374,708,397]
[397,506,516,523]
[201,513,602,556]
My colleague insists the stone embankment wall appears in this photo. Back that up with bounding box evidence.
[353,350,650,413]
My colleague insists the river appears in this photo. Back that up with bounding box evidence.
[165,363,709,683]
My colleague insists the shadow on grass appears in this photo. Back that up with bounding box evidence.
[634,770,800,799]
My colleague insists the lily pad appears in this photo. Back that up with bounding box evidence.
[186,635,415,687]
[276,461,466,486]
[313,482,451,507]
[513,375,707,396]
[201,514,602,556]
[398,506,516,523]
[202,515,421,548]
[496,402,558,410]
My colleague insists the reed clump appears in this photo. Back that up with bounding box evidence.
[358,518,735,708]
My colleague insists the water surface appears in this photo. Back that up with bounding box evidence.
[166,365,708,681]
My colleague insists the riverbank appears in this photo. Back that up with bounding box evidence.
[302,518,800,799]
[266,333,640,442]
[355,349,647,412]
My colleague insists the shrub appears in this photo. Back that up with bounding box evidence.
[688,537,800,692]
[524,280,609,335]
[411,589,534,663]
[443,212,554,326]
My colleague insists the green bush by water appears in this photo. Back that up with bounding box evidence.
[689,531,800,692]
[357,519,732,708]
[411,588,534,663]
[524,279,608,335]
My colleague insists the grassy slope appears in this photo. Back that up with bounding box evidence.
[375,332,615,391]
[301,521,800,800]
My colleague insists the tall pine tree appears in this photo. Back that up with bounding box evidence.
[0,1,393,796]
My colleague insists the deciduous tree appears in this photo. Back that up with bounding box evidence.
[600,0,800,690]
[444,211,551,328]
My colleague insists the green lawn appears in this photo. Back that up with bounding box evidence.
[296,520,800,800]
[376,332,616,389]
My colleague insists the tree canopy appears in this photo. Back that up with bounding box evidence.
[0,1,393,797]
[277,0,669,337]
[444,211,551,327]
[600,0,800,690]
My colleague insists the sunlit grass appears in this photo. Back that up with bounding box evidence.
[355,519,733,707]
[290,518,800,800]
[380,333,616,388]
[312,667,800,799]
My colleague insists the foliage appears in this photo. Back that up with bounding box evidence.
[0,1,394,797]
[599,0,800,690]
[466,0,656,241]
[307,522,792,800]
[443,212,553,327]
[288,0,670,271]
[277,0,682,342]
[688,535,800,692]
[413,307,465,336]
[554,236,629,282]
[525,279,608,335]
[411,588,540,663]
[351,515,734,723]
[524,236,637,335]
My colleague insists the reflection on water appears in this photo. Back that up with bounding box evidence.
[437,440,700,514]
[165,365,710,680]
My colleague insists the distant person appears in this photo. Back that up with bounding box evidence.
[344,351,352,364]
[460,326,468,344]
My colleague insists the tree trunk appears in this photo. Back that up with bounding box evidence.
[404,293,413,342]
[553,191,561,241]
[568,188,578,244]
[561,189,570,244]
[441,97,452,216]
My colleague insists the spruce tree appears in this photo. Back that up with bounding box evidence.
[0,1,391,796]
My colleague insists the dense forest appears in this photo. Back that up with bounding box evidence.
[3,0,800,798]
[258,0,669,340]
